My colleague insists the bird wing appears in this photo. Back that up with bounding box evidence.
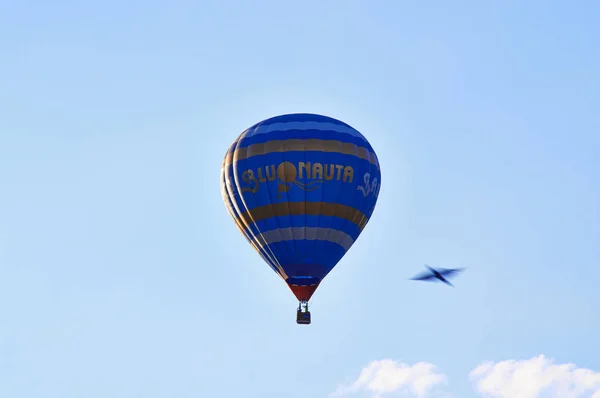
[437,267,465,277]
[438,276,454,287]
[410,272,438,281]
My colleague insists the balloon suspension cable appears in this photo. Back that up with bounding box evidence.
[298,300,309,313]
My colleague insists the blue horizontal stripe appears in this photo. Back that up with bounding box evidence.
[266,240,348,278]
[231,129,373,151]
[245,113,354,133]
[286,276,321,286]
[245,118,363,137]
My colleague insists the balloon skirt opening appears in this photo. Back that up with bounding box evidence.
[287,283,320,301]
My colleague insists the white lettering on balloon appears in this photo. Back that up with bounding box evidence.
[357,172,378,198]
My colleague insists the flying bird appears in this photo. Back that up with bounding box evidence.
[410,265,465,287]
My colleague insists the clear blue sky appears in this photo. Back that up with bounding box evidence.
[1,1,599,397]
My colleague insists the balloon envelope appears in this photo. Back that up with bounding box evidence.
[220,113,381,301]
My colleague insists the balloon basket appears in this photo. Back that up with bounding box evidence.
[296,300,311,324]
[296,309,311,325]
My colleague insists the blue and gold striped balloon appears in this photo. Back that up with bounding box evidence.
[220,113,381,302]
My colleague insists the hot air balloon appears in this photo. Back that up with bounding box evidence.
[220,113,381,324]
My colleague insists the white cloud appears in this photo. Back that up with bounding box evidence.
[469,354,600,398]
[335,355,600,398]
[332,359,448,398]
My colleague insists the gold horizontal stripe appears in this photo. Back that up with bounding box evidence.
[223,139,379,168]
[236,202,369,232]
